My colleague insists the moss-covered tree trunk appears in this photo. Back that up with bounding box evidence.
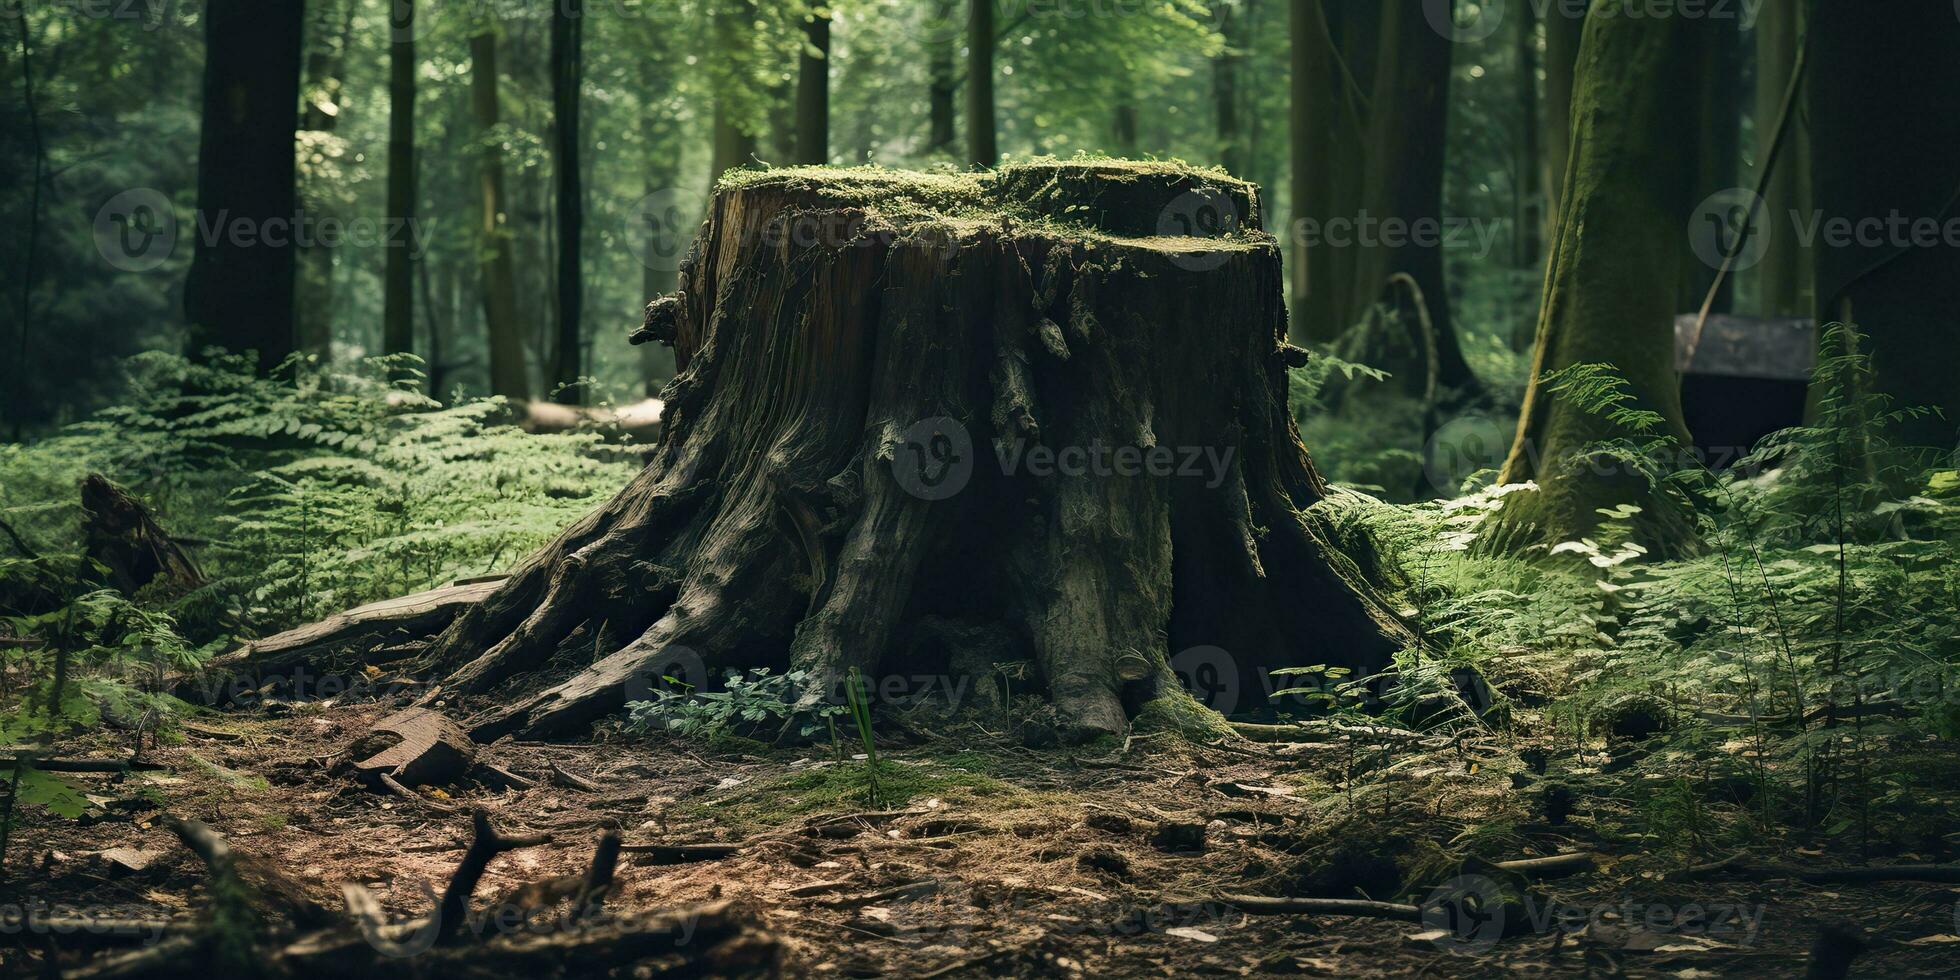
[408,163,1409,744]
[1483,0,1701,557]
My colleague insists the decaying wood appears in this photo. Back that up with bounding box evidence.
[183,577,504,702]
[437,809,550,944]
[348,707,477,787]
[81,474,204,596]
[548,760,604,792]
[1676,856,1960,885]
[384,162,1410,744]
[1493,851,1596,878]
[624,842,741,865]
[514,397,664,442]
[1218,894,1424,921]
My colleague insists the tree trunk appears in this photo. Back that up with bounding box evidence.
[471,30,529,400]
[967,0,998,167]
[1542,3,1582,247]
[1753,0,1810,318]
[383,0,417,370]
[1484,0,1702,558]
[928,28,957,153]
[1514,0,1541,269]
[795,9,830,165]
[1289,0,1374,342]
[1678,16,1741,316]
[1807,0,1960,447]
[297,0,355,359]
[550,0,584,404]
[183,0,304,373]
[1213,0,1246,177]
[407,163,1408,744]
[1348,0,1477,396]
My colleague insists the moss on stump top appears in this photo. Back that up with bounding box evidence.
[715,158,1266,253]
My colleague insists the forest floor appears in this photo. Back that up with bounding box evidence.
[12,685,1960,978]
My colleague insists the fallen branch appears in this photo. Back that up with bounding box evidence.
[436,809,552,945]
[623,842,741,865]
[1676,855,1960,885]
[548,760,604,793]
[1217,894,1423,921]
[1493,852,1596,879]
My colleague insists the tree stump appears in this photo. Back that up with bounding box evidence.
[415,161,1409,743]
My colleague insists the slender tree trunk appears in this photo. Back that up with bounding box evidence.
[1808,0,1960,447]
[795,9,830,165]
[550,0,584,404]
[1514,0,1541,268]
[928,47,956,151]
[1484,0,1702,557]
[1755,0,1810,318]
[297,0,355,359]
[1112,102,1138,157]
[383,0,417,369]
[1349,1,1477,394]
[1679,17,1741,315]
[709,0,759,181]
[183,0,304,373]
[1288,0,1341,340]
[471,30,528,399]
[1213,0,1246,177]
[967,0,997,167]
[1542,3,1582,246]
[11,10,43,441]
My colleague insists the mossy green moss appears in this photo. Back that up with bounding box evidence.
[1130,686,1238,742]
[711,157,1268,257]
[697,750,1036,831]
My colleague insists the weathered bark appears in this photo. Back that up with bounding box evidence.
[1484,1,1702,557]
[549,0,584,404]
[967,0,998,166]
[405,163,1407,744]
[470,30,530,399]
[1807,0,1960,447]
[81,475,203,597]
[1289,0,1374,342]
[795,9,830,165]
[183,0,303,372]
[383,0,417,369]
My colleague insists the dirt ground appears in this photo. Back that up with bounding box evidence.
[7,689,1960,978]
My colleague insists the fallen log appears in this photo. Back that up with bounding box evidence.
[178,577,504,703]
[1217,894,1424,921]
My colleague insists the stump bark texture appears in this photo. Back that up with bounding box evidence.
[416,162,1409,742]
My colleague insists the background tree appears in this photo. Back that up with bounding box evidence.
[382,0,417,368]
[550,0,584,404]
[1484,0,1704,557]
[795,6,831,165]
[470,24,529,399]
[967,0,997,166]
[183,0,306,373]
